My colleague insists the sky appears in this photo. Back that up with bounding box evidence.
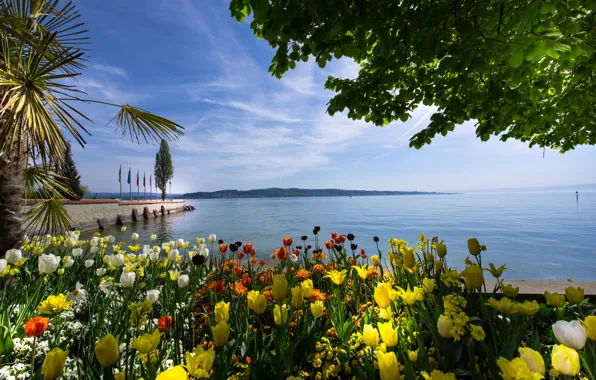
[71,0,596,194]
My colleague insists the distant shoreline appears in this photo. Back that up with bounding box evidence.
[180,188,454,200]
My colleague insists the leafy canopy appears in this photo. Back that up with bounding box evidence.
[230,0,596,152]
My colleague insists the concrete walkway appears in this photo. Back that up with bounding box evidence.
[486,280,596,298]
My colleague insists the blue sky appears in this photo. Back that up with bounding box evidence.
[71,0,596,194]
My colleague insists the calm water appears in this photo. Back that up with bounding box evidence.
[87,192,596,280]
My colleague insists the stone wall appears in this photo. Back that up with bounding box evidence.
[27,200,187,231]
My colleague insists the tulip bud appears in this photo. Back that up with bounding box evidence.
[38,254,60,274]
[376,351,399,380]
[565,286,584,304]
[463,265,484,289]
[436,243,447,258]
[467,238,481,256]
[131,233,139,241]
[371,255,380,267]
[215,301,230,324]
[212,321,229,347]
[408,349,418,362]
[551,344,580,376]
[434,260,444,272]
[552,320,587,350]
[422,278,436,293]
[377,321,398,347]
[177,274,190,288]
[208,234,217,243]
[120,272,135,288]
[85,259,94,268]
[310,301,324,318]
[42,347,69,380]
[544,291,566,308]
[581,316,596,341]
[271,274,288,302]
[95,334,119,367]
[146,290,160,304]
[363,324,379,347]
[291,286,303,308]
[301,279,314,299]
[501,284,519,298]
[403,248,416,269]
[437,315,453,338]
[374,283,391,309]
[273,304,288,325]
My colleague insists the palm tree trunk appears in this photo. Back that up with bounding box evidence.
[0,146,26,254]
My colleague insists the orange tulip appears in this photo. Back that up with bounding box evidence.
[325,241,334,250]
[276,247,289,261]
[282,237,293,247]
[25,316,49,337]
[330,232,338,239]
[243,243,253,254]
[219,244,228,253]
[158,315,173,332]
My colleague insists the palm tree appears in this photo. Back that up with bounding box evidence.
[0,1,184,253]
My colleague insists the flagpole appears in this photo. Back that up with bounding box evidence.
[129,167,132,201]
[144,172,146,200]
[137,170,140,201]
[119,165,122,201]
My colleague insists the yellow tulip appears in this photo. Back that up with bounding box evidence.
[371,255,380,267]
[422,278,436,293]
[467,238,481,256]
[519,347,545,375]
[581,316,596,341]
[247,290,258,310]
[463,265,484,289]
[95,334,119,367]
[376,351,399,380]
[310,301,324,318]
[496,357,541,380]
[544,291,566,308]
[501,284,519,298]
[156,365,189,380]
[41,347,69,380]
[301,279,314,298]
[437,315,453,338]
[271,274,288,302]
[565,286,584,304]
[291,286,303,308]
[363,324,379,347]
[212,321,230,347]
[424,252,434,262]
[374,283,391,309]
[185,345,215,378]
[132,329,161,354]
[434,260,444,272]
[274,304,288,325]
[397,285,424,306]
[408,349,418,362]
[487,297,517,315]
[325,269,347,285]
[351,265,368,280]
[115,373,124,380]
[470,325,485,341]
[403,247,416,269]
[214,301,230,324]
[551,344,580,376]
[516,300,539,316]
[421,370,457,380]
[436,243,447,258]
[247,291,267,315]
[488,263,506,278]
[377,321,398,347]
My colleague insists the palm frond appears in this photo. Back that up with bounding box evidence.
[23,165,71,199]
[113,105,184,144]
[23,196,71,235]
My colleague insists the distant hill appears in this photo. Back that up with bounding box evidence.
[181,188,447,199]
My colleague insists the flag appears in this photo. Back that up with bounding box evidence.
[143,172,146,187]
[119,165,122,183]
[127,168,131,184]
[136,170,139,186]
[150,175,152,187]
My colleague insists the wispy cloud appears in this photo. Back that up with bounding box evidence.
[92,64,129,78]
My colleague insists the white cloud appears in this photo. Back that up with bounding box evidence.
[92,64,129,78]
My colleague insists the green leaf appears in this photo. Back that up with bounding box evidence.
[508,49,525,68]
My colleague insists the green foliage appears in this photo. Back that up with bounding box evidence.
[57,143,85,201]
[230,0,596,152]
[154,139,174,201]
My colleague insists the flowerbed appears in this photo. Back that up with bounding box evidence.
[0,228,594,379]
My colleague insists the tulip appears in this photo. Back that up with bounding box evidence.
[109,254,125,268]
[62,256,74,268]
[274,304,288,325]
[403,248,416,269]
[186,346,215,378]
[177,274,190,288]
[120,272,136,288]
[552,320,587,350]
[352,265,368,280]
[437,315,453,338]
[120,226,126,232]
[467,238,481,256]
[6,249,22,264]
[215,301,230,324]
[516,300,539,316]
[38,254,60,274]
[212,321,230,347]
[496,357,540,379]
[397,285,424,306]
[301,279,314,298]
[132,329,161,353]
[208,234,217,243]
[544,291,566,307]
[488,263,506,278]
[0,259,7,274]
[582,316,596,341]
[247,291,267,314]
[282,237,293,246]
[376,351,399,380]
[463,264,483,289]
[146,290,160,304]
[325,269,347,285]
[131,233,139,241]
[377,321,398,347]
[168,249,179,262]
[95,334,119,367]
[291,286,303,308]
[150,234,157,241]
[422,278,436,293]
[363,324,379,347]
[84,259,94,268]
[518,347,545,375]
[42,347,69,380]
[408,349,418,362]
[24,316,50,337]
[374,283,391,309]
[434,260,444,272]
[96,268,107,277]
[551,344,580,376]
[311,301,324,317]
[487,297,517,315]
[565,286,584,304]
[272,274,288,302]
[436,243,447,258]
[156,365,189,380]
[501,284,519,298]
[371,255,380,267]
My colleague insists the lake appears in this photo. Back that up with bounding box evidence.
[88,192,596,280]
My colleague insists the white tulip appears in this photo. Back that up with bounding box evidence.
[150,234,157,241]
[153,246,161,254]
[72,248,83,257]
[0,259,7,273]
[176,238,185,248]
[161,242,170,250]
[146,289,160,303]
[90,237,100,247]
[168,249,179,262]
[63,256,74,268]
[107,235,116,243]
[552,320,587,350]
[208,234,217,243]
[149,251,160,262]
[120,272,136,288]
[109,254,125,267]
[168,241,175,248]
[5,249,22,264]
[143,245,151,255]
[138,253,147,261]
[177,274,190,288]
[38,254,60,274]
[90,246,99,254]
[199,246,209,258]
[121,226,127,232]
[131,233,139,241]
[85,259,94,268]
[96,268,107,276]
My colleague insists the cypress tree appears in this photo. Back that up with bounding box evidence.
[58,143,85,201]
[154,139,174,201]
